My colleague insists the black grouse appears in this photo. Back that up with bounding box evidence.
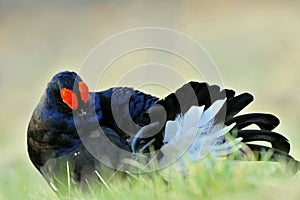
[27,71,299,192]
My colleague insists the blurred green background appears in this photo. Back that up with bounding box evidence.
[0,1,300,199]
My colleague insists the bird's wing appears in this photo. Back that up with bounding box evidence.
[94,87,158,140]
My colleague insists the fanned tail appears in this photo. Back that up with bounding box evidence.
[131,81,299,175]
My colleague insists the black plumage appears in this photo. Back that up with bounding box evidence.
[27,71,299,192]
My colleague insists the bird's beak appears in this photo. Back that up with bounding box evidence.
[78,109,87,118]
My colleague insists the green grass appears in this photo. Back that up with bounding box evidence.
[1,155,300,200]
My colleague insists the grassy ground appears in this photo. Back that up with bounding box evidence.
[1,157,300,200]
[1,1,300,199]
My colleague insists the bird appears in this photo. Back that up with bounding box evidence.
[27,71,299,192]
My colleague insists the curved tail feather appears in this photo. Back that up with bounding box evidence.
[236,130,290,153]
[225,93,253,119]
[225,113,280,131]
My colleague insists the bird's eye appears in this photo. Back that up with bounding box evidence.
[79,82,89,103]
[60,88,78,110]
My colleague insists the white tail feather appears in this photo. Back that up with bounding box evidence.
[160,100,242,171]
[198,99,226,127]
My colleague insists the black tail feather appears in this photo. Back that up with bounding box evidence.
[236,130,290,153]
[157,82,233,121]
[225,113,280,131]
[226,93,254,119]
[224,89,235,99]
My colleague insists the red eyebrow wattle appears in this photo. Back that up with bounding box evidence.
[60,88,78,110]
[79,82,89,103]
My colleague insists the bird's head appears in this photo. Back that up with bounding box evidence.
[46,71,90,116]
